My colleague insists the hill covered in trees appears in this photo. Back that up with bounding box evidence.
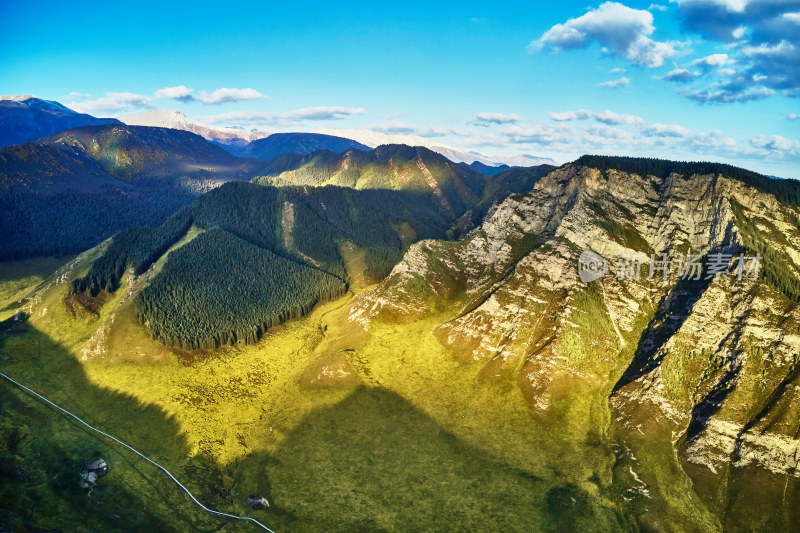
[0,125,268,260]
[70,181,467,348]
[254,144,487,217]
[228,132,370,161]
[137,229,347,349]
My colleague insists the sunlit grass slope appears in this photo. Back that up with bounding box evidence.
[0,250,716,532]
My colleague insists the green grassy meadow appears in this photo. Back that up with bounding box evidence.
[0,254,721,532]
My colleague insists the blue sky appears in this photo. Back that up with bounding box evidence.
[1,0,798,176]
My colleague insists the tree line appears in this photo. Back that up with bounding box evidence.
[71,181,458,347]
[136,229,346,349]
[575,155,800,208]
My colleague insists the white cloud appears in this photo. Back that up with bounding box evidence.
[548,109,644,126]
[549,109,594,122]
[503,123,575,144]
[597,76,631,87]
[364,122,468,138]
[155,85,194,102]
[596,110,644,125]
[750,134,799,153]
[648,3,669,11]
[789,113,800,120]
[61,92,91,100]
[531,2,684,67]
[731,26,747,39]
[609,67,627,74]
[671,1,800,102]
[690,53,732,67]
[67,92,153,115]
[688,129,738,149]
[202,106,366,127]
[661,68,701,82]
[474,112,521,125]
[586,125,637,141]
[195,88,266,105]
[685,85,774,103]
[645,123,692,137]
[675,0,750,16]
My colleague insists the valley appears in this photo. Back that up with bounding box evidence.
[3,150,799,531]
[1,85,799,532]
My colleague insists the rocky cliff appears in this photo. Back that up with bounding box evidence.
[347,157,800,528]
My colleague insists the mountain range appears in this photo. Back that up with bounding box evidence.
[1,96,556,171]
[314,126,558,168]
[3,94,800,531]
[0,124,266,259]
[347,156,800,530]
[0,95,120,149]
[120,109,270,146]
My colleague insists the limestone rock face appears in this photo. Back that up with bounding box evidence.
[349,161,800,481]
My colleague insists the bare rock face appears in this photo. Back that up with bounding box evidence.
[349,160,800,493]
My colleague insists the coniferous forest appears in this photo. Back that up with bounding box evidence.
[575,155,800,208]
[70,181,460,348]
[136,229,346,349]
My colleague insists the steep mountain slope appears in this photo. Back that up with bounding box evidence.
[254,144,487,217]
[69,181,457,349]
[449,164,557,238]
[40,125,266,187]
[120,109,270,146]
[0,96,119,148]
[347,156,800,530]
[7,155,799,531]
[66,147,554,350]
[0,125,267,259]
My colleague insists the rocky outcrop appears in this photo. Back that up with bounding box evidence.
[349,160,800,484]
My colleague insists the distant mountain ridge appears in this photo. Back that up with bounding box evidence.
[459,161,511,175]
[231,132,371,161]
[120,109,270,146]
[313,127,558,168]
[0,95,120,148]
[40,124,266,187]
[0,124,267,259]
[120,110,372,161]
[254,144,486,217]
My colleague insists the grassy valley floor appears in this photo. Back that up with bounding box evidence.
[0,255,718,532]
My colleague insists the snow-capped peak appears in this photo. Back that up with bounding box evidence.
[119,109,270,145]
[0,95,37,102]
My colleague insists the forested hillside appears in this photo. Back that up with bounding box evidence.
[254,144,486,216]
[136,229,347,349]
[71,181,461,348]
[0,125,268,260]
[229,132,370,161]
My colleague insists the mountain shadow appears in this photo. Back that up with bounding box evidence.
[0,317,247,532]
[250,386,634,533]
[613,273,715,392]
[71,182,483,350]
